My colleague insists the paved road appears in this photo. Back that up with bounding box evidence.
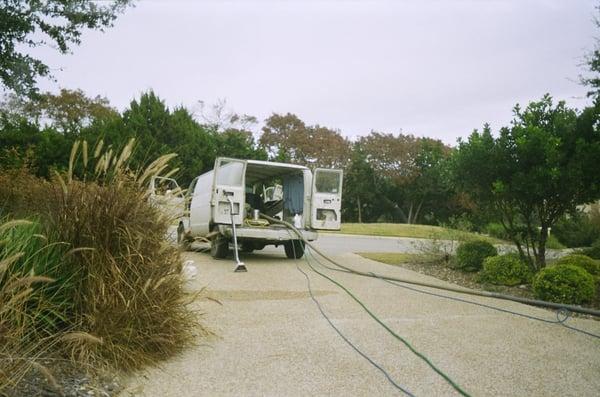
[122,235,600,396]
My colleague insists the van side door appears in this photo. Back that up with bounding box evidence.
[311,168,343,230]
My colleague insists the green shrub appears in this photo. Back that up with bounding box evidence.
[545,234,565,249]
[555,254,600,278]
[455,240,498,272]
[532,265,596,304]
[580,239,600,260]
[552,213,600,248]
[479,254,532,286]
[484,222,511,241]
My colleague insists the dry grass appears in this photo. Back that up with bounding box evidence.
[0,139,202,393]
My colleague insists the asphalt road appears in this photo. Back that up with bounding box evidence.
[122,234,600,396]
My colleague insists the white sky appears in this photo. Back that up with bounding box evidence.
[34,0,598,144]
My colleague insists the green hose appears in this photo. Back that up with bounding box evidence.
[271,216,471,396]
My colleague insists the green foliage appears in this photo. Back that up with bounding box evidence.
[552,212,600,248]
[484,222,511,240]
[452,96,600,268]
[532,265,596,304]
[545,234,565,250]
[479,254,532,286]
[0,1,132,97]
[0,91,268,188]
[455,240,498,272]
[357,132,454,224]
[580,238,600,260]
[0,219,73,337]
[342,145,380,222]
[0,219,65,393]
[555,254,600,278]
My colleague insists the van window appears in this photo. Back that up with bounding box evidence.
[315,170,341,194]
[216,160,244,186]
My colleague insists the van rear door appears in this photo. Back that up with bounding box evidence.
[311,168,343,230]
[212,158,246,225]
[148,176,185,221]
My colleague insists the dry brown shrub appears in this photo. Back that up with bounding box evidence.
[0,139,202,390]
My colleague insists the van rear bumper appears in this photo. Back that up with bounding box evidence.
[218,225,318,241]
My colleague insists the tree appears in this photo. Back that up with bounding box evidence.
[260,113,350,168]
[113,91,218,185]
[195,99,267,165]
[581,6,600,99]
[0,0,132,97]
[197,98,258,133]
[0,100,74,177]
[214,128,267,163]
[453,95,600,269]
[358,132,451,224]
[342,143,382,223]
[1,89,118,134]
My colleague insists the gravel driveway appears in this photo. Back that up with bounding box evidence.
[121,236,600,396]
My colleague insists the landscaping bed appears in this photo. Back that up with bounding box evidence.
[357,252,600,310]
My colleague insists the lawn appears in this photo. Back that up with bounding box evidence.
[357,252,433,265]
[331,223,504,244]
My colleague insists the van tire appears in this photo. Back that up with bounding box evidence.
[284,240,305,259]
[210,231,229,259]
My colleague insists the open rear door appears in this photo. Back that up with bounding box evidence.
[212,158,246,225]
[311,168,343,230]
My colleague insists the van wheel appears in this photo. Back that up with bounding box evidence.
[177,223,190,251]
[284,240,305,259]
[210,231,229,259]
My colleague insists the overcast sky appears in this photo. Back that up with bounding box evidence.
[35,0,598,144]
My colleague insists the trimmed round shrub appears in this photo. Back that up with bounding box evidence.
[479,254,532,286]
[455,240,498,272]
[555,254,600,278]
[532,265,596,304]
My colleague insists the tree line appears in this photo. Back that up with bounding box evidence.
[2,0,600,271]
[2,88,600,268]
[0,88,460,224]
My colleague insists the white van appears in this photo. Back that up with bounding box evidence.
[154,158,343,259]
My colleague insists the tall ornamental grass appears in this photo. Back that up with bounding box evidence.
[0,220,65,393]
[0,139,202,392]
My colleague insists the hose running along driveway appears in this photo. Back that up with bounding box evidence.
[121,235,600,396]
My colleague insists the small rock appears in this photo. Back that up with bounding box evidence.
[182,260,198,280]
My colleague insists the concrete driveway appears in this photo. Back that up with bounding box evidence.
[122,236,600,396]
